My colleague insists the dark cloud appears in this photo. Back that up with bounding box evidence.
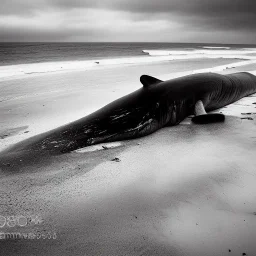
[0,24,107,42]
[106,0,256,31]
[0,0,256,43]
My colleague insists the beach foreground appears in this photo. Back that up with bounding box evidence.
[0,59,256,256]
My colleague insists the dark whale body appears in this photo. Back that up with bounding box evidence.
[2,72,256,157]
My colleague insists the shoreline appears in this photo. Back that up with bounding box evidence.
[1,46,256,81]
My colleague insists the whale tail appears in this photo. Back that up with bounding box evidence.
[192,100,225,124]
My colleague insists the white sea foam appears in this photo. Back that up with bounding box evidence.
[1,47,256,80]
[142,50,191,56]
[143,48,256,56]
[203,46,231,49]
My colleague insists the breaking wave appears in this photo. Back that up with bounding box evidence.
[1,47,256,80]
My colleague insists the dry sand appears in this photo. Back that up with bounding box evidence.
[0,60,256,256]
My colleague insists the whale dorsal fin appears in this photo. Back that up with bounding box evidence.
[140,75,163,88]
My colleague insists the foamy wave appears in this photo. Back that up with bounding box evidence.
[142,50,191,56]
[1,47,256,80]
[203,46,231,49]
[0,55,235,80]
[0,56,176,80]
[143,48,256,56]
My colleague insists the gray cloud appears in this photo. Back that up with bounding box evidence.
[0,17,109,42]
[0,0,256,43]
[0,0,45,15]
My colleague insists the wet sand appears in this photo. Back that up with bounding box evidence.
[0,60,256,256]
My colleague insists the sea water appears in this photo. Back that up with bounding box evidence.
[1,42,255,65]
[1,42,256,80]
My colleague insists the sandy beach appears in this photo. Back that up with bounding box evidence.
[0,55,256,256]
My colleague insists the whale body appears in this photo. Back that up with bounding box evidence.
[1,72,256,156]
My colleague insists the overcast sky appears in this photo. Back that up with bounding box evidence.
[1,0,255,44]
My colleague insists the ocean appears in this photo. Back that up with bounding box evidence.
[1,42,256,80]
[1,42,256,66]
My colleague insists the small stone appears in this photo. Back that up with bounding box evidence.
[228,249,231,252]
[24,131,29,133]
[102,146,108,150]
[111,157,120,162]
[242,253,247,256]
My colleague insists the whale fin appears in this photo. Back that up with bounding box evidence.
[192,113,225,124]
[192,100,225,124]
[140,75,163,88]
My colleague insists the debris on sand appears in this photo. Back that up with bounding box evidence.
[111,157,121,162]
[102,146,109,150]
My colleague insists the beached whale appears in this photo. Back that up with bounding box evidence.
[2,72,256,156]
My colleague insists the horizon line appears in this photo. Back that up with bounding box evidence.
[0,41,256,46]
